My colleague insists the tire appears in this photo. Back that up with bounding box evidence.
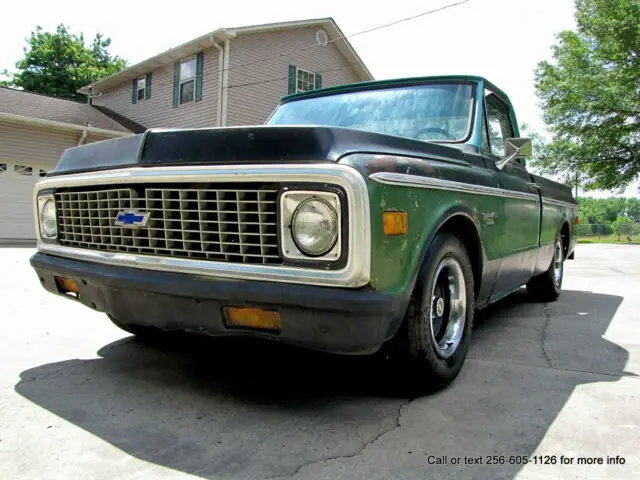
[107,314,166,341]
[392,232,475,392]
[526,233,564,302]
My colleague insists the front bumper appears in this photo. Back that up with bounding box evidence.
[31,253,407,355]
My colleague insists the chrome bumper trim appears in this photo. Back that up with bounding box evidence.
[34,164,371,288]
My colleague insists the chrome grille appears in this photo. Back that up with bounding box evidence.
[55,185,282,264]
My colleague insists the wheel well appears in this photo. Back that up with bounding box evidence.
[560,222,570,257]
[438,215,482,299]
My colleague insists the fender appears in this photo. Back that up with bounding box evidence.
[383,204,489,340]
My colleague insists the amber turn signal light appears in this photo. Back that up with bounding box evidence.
[383,211,408,235]
[223,307,281,331]
[55,276,80,297]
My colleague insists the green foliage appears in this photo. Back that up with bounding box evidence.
[2,24,126,100]
[577,196,640,223]
[612,215,633,238]
[533,0,640,191]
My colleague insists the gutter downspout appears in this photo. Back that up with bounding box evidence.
[209,34,224,127]
[222,39,231,127]
[76,127,88,145]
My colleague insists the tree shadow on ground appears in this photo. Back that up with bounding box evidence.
[15,289,628,479]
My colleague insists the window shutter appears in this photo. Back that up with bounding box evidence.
[173,61,180,108]
[145,73,152,100]
[314,73,322,89]
[132,78,138,104]
[288,65,297,94]
[195,52,204,102]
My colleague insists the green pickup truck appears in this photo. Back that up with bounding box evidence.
[31,75,578,389]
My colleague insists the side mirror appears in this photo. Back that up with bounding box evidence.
[496,137,532,170]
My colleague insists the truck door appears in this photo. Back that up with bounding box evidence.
[482,90,541,299]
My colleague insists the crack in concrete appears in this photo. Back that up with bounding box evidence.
[268,399,414,479]
[540,303,554,369]
[467,356,638,379]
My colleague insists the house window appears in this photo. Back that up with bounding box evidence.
[14,165,33,176]
[137,76,146,101]
[180,57,196,104]
[296,68,315,92]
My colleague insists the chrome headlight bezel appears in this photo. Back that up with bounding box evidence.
[279,189,342,262]
[37,193,58,240]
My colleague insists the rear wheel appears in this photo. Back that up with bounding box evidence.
[392,233,475,392]
[526,234,564,302]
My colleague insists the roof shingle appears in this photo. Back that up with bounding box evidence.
[0,87,133,133]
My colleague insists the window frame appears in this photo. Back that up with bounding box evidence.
[270,81,477,144]
[136,76,146,101]
[484,89,516,160]
[14,164,33,176]
[295,67,316,93]
[179,56,197,105]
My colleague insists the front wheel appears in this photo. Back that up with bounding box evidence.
[393,233,475,391]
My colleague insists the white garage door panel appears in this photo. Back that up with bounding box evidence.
[0,162,49,240]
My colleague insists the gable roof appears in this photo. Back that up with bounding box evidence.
[78,17,374,95]
[0,87,133,134]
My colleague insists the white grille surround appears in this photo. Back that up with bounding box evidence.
[34,164,372,288]
[55,185,281,265]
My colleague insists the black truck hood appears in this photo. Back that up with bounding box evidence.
[49,125,467,176]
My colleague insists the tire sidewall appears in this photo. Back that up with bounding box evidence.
[409,233,475,382]
[549,233,564,295]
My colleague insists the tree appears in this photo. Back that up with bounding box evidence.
[626,197,640,223]
[577,196,635,223]
[2,24,126,100]
[612,216,633,240]
[534,0,640,192]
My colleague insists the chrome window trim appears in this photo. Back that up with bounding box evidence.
[34,164,371,288]
[370,172,541,202]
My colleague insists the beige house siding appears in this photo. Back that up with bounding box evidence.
[226,27,361,126]
[94,47,220,129]
[0,123,79,166]
[86,132,121,144]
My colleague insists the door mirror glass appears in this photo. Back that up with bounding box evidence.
[495,137,533,170]
[504,137,532,158]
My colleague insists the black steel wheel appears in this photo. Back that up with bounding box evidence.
[392,232,475,392]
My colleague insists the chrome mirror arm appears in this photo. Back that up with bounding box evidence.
[495,150,519,170]
[495,139,528,170]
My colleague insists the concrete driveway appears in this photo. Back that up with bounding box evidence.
[0,244,638,479]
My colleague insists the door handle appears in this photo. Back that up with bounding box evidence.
[527,183,541,192]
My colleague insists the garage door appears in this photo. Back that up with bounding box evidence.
[0,161,49,240]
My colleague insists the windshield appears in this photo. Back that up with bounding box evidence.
[267,83,474,142]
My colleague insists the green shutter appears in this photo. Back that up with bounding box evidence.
[145,73,152,100]
[173,61,180,107]
[132,78,138,104]
[314,73,322,89]
[288,65,297,94]
[195,52,204,102]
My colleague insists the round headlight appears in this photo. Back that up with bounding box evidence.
[291,198,338,256]
[41,199,57,237]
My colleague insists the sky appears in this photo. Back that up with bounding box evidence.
[1,0,637,197]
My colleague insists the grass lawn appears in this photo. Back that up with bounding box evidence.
[578,235,640,244]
